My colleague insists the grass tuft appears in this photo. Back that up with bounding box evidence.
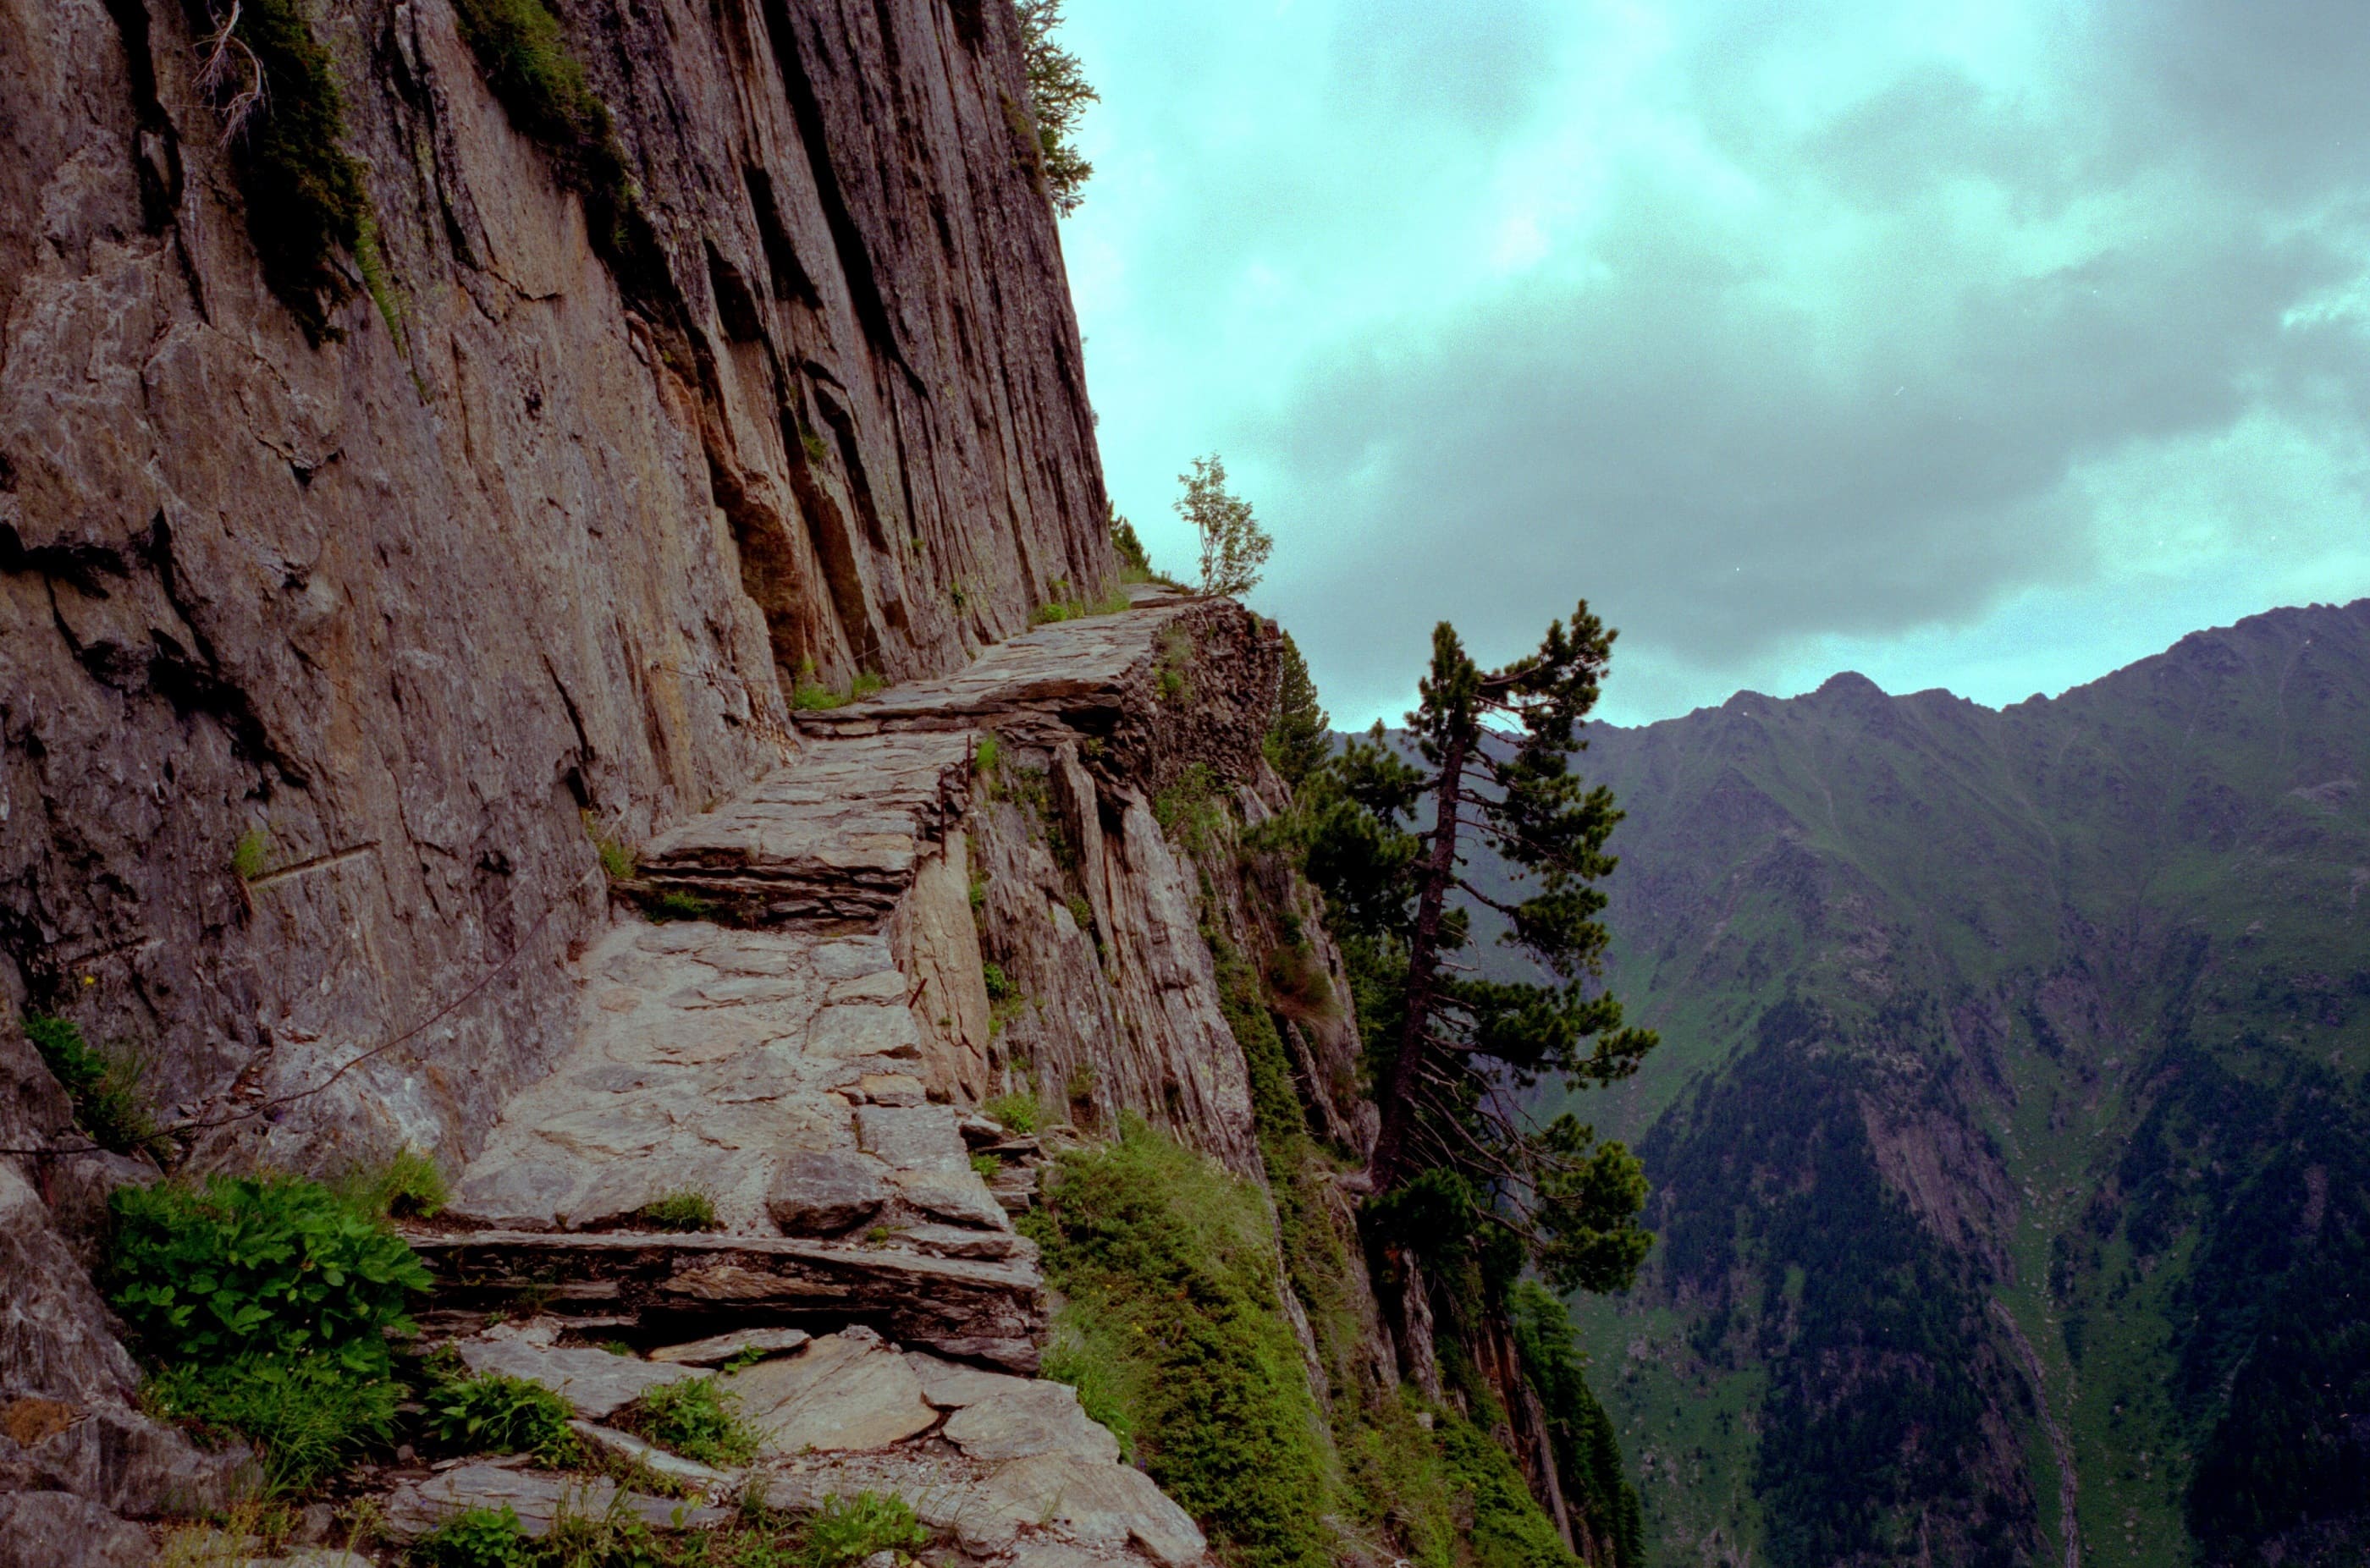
[335,1146,449,1220]
[633,1190,718,1232]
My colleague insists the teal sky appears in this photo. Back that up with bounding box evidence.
[1055,0,2370,727]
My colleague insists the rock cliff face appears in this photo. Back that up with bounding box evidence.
[0,0,1108,1170]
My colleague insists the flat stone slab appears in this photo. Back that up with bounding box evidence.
[385,1461,730,1540]
[725,1332,938,1454]
[453,1340,702,1420]
[942,1382,1121,1464]
[448,925,913,1234]
[648,1326,813,1366]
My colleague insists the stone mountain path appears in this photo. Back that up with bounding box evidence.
[387,586,1214,1566]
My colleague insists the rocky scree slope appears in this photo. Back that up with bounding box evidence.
[1505,599,2370,1568]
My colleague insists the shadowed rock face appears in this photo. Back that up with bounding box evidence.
[0,0,1111,1174]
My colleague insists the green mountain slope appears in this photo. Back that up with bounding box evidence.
[1518,599,2370,1567]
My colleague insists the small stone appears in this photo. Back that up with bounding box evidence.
[648,1326,813,1366]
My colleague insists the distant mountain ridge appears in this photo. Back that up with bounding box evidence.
[1511,599,2370,1567]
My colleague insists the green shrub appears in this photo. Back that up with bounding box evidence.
[614,1376,757,1466]
[107,1175,432,1374]
[970,1152,1001,1180]
[146,1352,398,1493]
[21,1012,165,1158]
[973,734,1000,775]
[337,1147,449,1220]
[981,961,1017,1002]
[411,1504,532,1568]
[1031,1120,1332,1568]
[424,1371,578,1464]
[980,1092,1039,1136]
[791,1493,927,1568]
[632,1191,717,1232]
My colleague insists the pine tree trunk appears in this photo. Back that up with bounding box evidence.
[1370,723,1467,1189]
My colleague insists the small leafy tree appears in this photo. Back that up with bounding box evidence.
[1265,632,1331,788]
[1301,604,1655,1295]
[1017,0,1097,217]
[1177,454,1271,601]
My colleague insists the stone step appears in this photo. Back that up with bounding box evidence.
[403,1230,1045,1372]
[634,732,976,928]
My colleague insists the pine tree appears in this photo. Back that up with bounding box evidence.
[1016,0,1096,217]
[1302,604,1655,1295]
[1266,633,1331,788]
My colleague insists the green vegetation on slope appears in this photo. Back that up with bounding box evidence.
[1023,1120,1334,1568]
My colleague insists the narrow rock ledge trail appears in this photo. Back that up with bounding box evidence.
[387,585,1256,1565]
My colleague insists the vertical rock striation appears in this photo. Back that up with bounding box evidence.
[0,0,1111,1164]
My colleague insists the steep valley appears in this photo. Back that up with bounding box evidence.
[1525,599,2370,1567]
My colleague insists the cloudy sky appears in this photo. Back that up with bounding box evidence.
[1054,0,2370,727]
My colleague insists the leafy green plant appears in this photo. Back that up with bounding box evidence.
[614,1376,757,1466]
[337,1147,449,1220]
[970,1152,1000,1180]
[980,962,1017,1003]
[973,734,1000,776]
[233,828,274,881]
[790,1493,928,1568]
[981,1092,1039,1136]
[411,1503,532,1568]
[107,1175,432,1374]
[146,1352,399,1494]
[632,1191,717,1232]
[21,1011,165,1158]
[424,1371,579,1464]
